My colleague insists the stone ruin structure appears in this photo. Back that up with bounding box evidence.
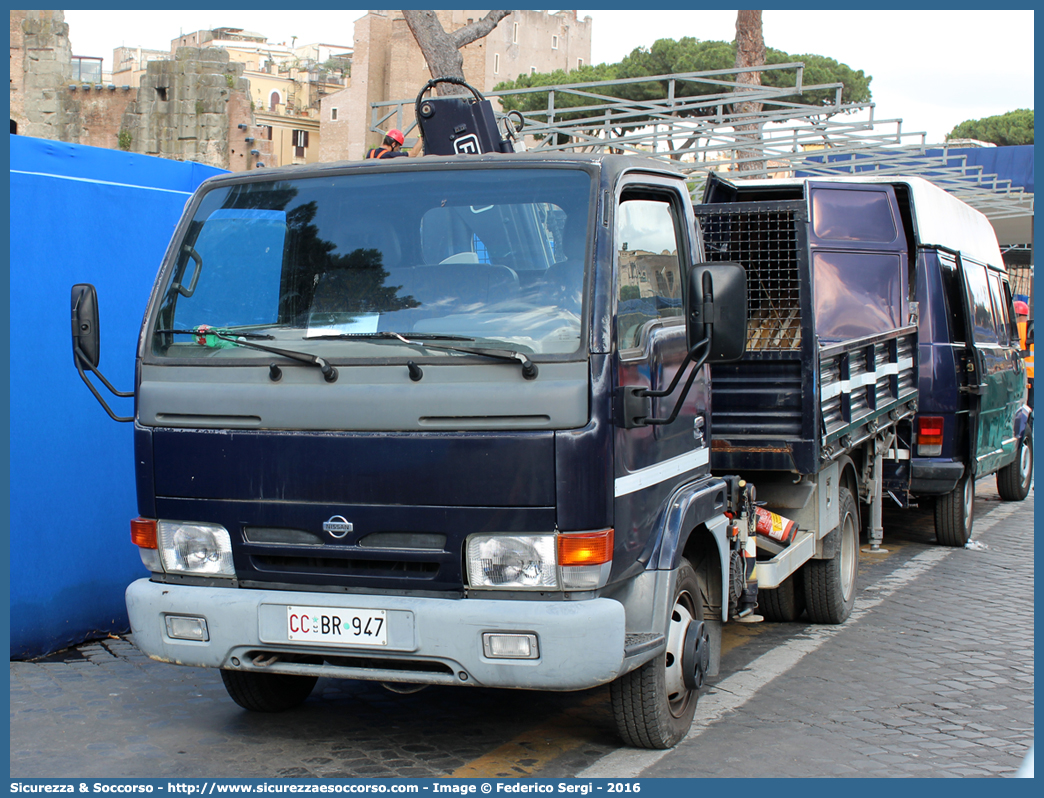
[10,10,269,171]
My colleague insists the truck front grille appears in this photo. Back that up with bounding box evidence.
[250,554,441,580]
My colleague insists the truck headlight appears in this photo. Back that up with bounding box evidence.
[465,529,614,591]
[158,521,235,577]
[466,535,557,589]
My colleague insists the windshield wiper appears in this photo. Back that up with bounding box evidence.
[439,343,539,379]
[309,331,532,381]
[156,327,338,382]
[308,331,475,342]
[346,332,538,380]
[156,328,275,340]
[314,331,536,378]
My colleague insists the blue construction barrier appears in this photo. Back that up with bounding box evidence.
[798,144,1034,194]
[9,136,225,658]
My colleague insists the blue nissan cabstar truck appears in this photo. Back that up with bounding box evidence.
[73,152,919,750]
[72,153,757,749]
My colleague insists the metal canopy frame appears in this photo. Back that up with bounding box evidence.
[372,63,1033,234]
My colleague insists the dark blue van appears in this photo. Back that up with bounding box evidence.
[896,178,1032,544]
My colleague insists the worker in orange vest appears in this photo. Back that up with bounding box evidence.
[1015,300,1033,408]
[367,129,408,159]
[366,129,425,160]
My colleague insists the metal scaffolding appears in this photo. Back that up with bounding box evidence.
[373,63,1033,235]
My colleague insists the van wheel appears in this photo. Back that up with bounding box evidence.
[610,561,706,749]
[759,569,805,622]
[997,429,1033,501]
[804,487,858,624]
[220,669,318,712]
[935,470,975,546]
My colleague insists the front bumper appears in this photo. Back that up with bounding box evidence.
[126,579,627,691]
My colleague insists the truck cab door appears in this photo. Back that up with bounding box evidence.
[957,255,1023,476]
[612,183,709,556]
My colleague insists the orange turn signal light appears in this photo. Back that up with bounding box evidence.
[130,517,157,549]
[558,529,614,566]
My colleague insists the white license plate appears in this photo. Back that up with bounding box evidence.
[286,606,387,647]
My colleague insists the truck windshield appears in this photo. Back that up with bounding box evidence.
[150,167,592,360]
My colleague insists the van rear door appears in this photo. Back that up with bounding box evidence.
[956,255,1024,476]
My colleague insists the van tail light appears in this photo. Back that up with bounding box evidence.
[917,416,944,457]
[130,517,157,549]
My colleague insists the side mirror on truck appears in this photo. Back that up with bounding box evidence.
[687,262,747,363]
[617,262,747,428]
[71,283,101,368]
[70,283,133,422]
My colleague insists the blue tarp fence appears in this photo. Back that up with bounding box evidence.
[797,145,1034,194]
[9,136,224,658]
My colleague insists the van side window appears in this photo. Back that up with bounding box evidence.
[616,195,685,349]
[987,272,1012,345]
[962,259,1000,344]
[1001,279,1020,343]
[937,254,967,343]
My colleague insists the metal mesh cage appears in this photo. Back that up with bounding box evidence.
[698,206,803,350]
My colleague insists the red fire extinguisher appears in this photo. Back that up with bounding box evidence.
[754,507,798,545]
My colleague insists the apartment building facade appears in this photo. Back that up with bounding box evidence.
[320,10,592,162]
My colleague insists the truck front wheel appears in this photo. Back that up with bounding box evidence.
[804,487,858,624]
[220,669,318,712]
[610,560,706,749]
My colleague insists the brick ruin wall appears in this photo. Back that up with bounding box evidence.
[11,11,264,171]
[119,47,257,170]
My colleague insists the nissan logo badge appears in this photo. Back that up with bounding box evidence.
[323,515,353,538]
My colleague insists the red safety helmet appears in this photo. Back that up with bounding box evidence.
[1014,300,1030,316]
[387,129,405,145]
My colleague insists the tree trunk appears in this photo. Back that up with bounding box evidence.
[403,10,510,96]
[733,10,766,173]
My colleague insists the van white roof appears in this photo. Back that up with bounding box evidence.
[715,174,1005,269]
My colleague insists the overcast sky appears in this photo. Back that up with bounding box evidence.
[62,8,1034,145]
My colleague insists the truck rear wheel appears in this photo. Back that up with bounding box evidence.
[220,669,318,712]
[997,429,1033,501]
[804,487,858,624]
[758,569,805,622]
[935,470,974,546]
[610,561,706,749]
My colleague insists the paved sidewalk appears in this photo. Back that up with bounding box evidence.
[10,481,1033,778]
[643,480,1035,777]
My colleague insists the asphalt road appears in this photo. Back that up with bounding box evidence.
[10,478,1034,779]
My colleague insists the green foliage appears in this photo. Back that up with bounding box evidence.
[619,285,642,302]
[947,109,1033,146]
[226,73,236,89]
[494,37,872,125]
[195,100,205,115]
[117,130,132,151]
[320,57,351,79]
[763,49,871,106]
